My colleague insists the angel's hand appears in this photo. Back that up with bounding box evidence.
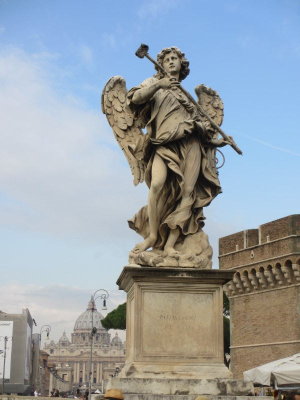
[159,77,180,89]
[223,136,234,146]
[210,136,232,147]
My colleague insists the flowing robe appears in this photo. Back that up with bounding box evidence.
[127,77,221,249]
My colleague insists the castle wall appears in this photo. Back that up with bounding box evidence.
[230,285,299,378]
[219,215,300,378]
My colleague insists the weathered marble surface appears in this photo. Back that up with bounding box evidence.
[106,377,254,396]
[116,266,234,381]
[129,231,212,268]
[102,46,238,267]
[115,397,270,400]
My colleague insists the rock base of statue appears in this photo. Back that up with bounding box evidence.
[129,231,213,268]
[108,265,253,396]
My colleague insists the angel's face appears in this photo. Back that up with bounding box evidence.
[162,51,181,76]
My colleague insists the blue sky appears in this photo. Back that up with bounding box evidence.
[0,0,299,340]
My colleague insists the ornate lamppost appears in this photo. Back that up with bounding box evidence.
[37,325,51,394]
[88,289,109,400]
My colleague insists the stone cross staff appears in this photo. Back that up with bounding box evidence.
[135,43,243,155]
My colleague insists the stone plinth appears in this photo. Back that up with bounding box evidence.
[114,397,270,400]
[107,377,254,396]
[110,265,250,396]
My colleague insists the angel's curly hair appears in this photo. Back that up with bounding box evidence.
[155,47,190,81]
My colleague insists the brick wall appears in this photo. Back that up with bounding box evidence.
[260,215,300,244]
[231,342,300,379]
[219,215,300,271]
[219,215,300,378]
[231,286,299,348]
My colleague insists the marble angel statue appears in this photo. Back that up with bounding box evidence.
[102,46,240,268]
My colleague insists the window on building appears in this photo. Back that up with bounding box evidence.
[93,378,96,383]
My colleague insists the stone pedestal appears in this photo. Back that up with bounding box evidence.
[108,265,253,396]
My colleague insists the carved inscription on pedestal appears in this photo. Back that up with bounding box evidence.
[140,289,217,359]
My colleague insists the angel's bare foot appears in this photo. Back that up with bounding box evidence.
[164,247,180,257]
[132,235,156,253]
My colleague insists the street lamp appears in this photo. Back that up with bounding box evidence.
[0,336,9,395]
[88,289,109,400]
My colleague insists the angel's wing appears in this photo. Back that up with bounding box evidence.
[102,76,145,185]
[194,84,225,171]
[194,84,224,129]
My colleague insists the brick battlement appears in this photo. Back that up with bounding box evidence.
[219,214,300,270]
[218,214,300,379]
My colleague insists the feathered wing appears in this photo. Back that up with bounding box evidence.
[101,76,146,185]
[194,84,224,129]
[194,84,225,170]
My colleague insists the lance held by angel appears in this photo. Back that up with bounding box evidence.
[102,45,241,268]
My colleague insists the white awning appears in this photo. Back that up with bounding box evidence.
[243,353,300,386]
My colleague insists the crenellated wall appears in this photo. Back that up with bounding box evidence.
[219,215,300,378]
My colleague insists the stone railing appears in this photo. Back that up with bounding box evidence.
[224,259,300,297]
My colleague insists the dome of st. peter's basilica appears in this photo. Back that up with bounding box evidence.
[73,297,105,331]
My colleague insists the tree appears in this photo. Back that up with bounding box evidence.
[101,303,126,330]
[223,292,231,365]
[223,315,230,355]
[223,292,230,317]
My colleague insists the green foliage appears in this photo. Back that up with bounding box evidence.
[223,292,230,317]
[101,303,126,330]
[223,315,230,355]
[223,292,231,363]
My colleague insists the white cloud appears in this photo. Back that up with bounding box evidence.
[78,44,94,67]
[0,283,126,342]
[138,0,180,19]
[0,47,146,243]
[242,134,300,157]
[101,33,117,49]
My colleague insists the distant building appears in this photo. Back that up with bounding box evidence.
[0,308,43,394]
[38,350,51,396]
[45,298,125,394]
[219,214,300,378]
[31,334,51,396]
